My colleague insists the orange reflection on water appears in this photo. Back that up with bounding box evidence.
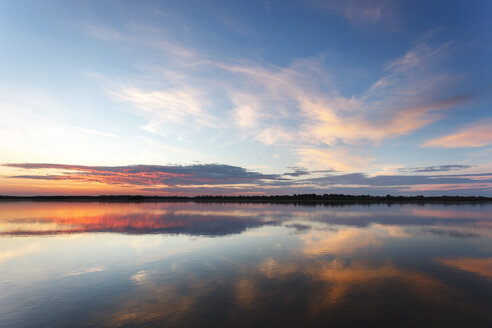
[438,257,492,279]
[1,202,491,327]
[99,255,464,327]
[300,224,409,256]
[0,202,269,236]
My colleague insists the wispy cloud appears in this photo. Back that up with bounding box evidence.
[76,128,119,138]
[85,25,123,41]
[384,41,454,73]
[311,0,398,26]
[221,40,467,150]
[424,120,492,148]
[303,42,462,145]
[83,23,478,173]
[109,86,215,135]
[296,147,370,171]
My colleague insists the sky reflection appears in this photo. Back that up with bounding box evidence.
[0,202,491,327]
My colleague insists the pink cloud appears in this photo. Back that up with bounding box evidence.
[424,120,492,148]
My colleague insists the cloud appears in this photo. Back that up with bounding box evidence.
[283,167,311,177]
[282,167,336,177]
[109,86,215,136]
[85,25,122,41]
[232,104,260,128]
[424,120,492,148]
[85,22,475,174]
[256,126,295,145]
[86,22,196,59]
[298,43,466,147]
[302,172,492,188]
[76,128,119,138]
[4,163,281,186]
[403,182,492,193]
[384,41,453,73]
[312,0,398,26]
[296,147,370,171]
[399,165,472,173]
[220,39,467,155]
[3,163,492,195]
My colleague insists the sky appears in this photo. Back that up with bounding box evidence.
[0,0,491,196]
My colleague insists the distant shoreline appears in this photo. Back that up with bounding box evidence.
[1,194,491,205]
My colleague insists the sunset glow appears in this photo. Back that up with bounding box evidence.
[1,3,492,326]
[0,1,491,195]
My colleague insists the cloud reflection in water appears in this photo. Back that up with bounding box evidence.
[0,202,491,327]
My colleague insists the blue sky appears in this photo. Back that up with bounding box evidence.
[1,0,491,195]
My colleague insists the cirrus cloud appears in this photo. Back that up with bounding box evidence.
[424,120,492,148]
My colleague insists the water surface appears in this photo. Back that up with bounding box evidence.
[1,202,491,327]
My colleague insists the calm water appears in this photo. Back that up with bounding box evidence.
[1,202,491,327]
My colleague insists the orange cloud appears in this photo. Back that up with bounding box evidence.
[226,42,456,148]
[3,163,278,188]
[424,121,492,148]
[298,97,442,145]
[3,162,492,195]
